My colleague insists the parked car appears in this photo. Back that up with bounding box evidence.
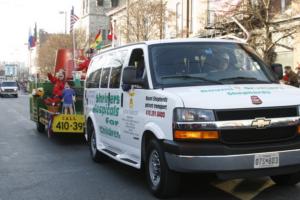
[0,80,18,98]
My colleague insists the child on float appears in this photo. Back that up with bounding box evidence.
[62,82,76,114]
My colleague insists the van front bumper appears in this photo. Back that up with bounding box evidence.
[0,91,18,95]
[163,139,300,175]
[165,149,300,172]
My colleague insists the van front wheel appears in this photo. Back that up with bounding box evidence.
[146,139,180,198]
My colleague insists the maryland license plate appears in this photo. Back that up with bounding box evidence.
[254,152,279,169]
[52,114,85,133]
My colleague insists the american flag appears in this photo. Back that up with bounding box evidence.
[70,6,79,33]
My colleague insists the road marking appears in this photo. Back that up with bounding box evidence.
[211,178,274,200]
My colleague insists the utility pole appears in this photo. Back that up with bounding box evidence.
[186,0,190,38]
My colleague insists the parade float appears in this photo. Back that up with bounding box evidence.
[29,49,90,137]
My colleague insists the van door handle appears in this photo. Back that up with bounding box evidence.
[121,93,123,107]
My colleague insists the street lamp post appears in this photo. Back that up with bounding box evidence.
[59,11,67,34]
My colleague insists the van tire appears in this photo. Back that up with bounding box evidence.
[36,121,45,133]
[88,124,106,163]
[146,139,180,198]
[271,172,300,186]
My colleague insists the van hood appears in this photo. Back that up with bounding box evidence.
[165,84,300,109]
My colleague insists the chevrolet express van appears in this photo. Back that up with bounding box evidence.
[84,38,300,198]
[0,80,18,98]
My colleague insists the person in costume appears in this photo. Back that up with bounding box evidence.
[44,69,66,105]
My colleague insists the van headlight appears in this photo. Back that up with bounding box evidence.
[174,108,215,122]
[173,108,218,140]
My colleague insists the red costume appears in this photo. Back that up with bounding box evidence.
[283,74,289,82]
[77,56,90,72]
[44,72,65,105]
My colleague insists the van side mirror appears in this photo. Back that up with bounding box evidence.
[271,63,283,80]
[122,66,144,91]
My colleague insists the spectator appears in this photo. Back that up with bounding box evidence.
[296,66,300,84]
[284,66,299,87]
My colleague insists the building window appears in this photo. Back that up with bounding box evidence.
[86,0,89,13]
[271,0,291,14]
[190,0,196,33]
[83,0,85,14]
[176,2,181,36]
[111,0,119,7]
[102,30,106,41]
[281,0,291,12]
[207,0,215,26]
[97,0,104,6]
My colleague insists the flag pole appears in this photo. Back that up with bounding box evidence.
[72,26,76,70]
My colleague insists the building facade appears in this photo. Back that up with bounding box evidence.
[87,0,300,69]
[77,0,121,48]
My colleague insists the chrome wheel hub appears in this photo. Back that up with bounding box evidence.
[149,150,161,186]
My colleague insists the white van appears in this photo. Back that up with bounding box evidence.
[84,38,300,198]
[0,80,18,98]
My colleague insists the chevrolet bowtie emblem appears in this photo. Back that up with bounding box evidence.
[251,118,271,129]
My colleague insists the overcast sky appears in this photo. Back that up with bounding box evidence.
[0,0,80,64]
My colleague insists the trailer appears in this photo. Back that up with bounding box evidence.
[30,80,85,137]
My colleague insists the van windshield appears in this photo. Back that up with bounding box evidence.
[149,42,275,88]
[2,82,17,87]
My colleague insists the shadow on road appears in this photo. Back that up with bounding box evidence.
[92,157,237,199]
[34,129,87,146]
[51,134,87,145]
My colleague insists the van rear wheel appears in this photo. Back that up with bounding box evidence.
[88,124,106,163]
[271,172,300,186]
[145,139,180,198]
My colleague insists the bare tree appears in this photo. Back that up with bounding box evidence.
[121,0,167,42]
[213,0,300,65]
[74,28,88,50]
[36,34,72,76]
[36,29,88,77]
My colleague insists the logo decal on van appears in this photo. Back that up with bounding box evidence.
[251,96,262,105]
[129,90,136,108]
[251,118,271,129]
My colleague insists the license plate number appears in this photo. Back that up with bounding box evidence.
[254,152,279,168]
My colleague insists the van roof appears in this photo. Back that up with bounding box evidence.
[142,38,245,45]
[98,38,245,54]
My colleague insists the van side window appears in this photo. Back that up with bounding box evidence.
[128,48,148,89]
[108,50,127,88]
[100,68,111,88]
[86,69,102,88]
[129,49,145,79]
[109,67,121,88]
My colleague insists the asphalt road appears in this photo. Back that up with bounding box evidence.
[1,93,300,200]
